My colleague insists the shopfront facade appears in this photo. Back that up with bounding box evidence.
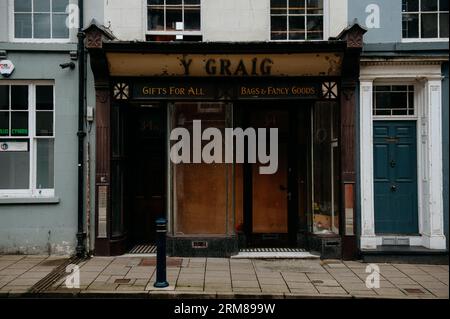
[85,23,366,259]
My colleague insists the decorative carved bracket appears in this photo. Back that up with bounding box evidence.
[337,21,367,49]
[83,19,116,50]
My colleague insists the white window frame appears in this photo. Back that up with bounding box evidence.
[269,0,330,42]
[372,83,418,120]
[8,0,73,43]
[401,0,449,42]
[0,80,56,199]
[144,0,202,39]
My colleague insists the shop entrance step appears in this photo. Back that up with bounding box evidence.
[232,248,320,259]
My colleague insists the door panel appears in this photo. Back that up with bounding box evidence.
[252,142,288,233]
[250,110,289,235]
[373,121,418,234]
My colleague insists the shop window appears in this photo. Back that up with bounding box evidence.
[402,0,449,39]
[0,84,55,197]
[271,0,324,40]
[373,85,415,116]
[171,102,232,235]
[312,101,339,234]
[147,0,201,41]
[13,0,70,40]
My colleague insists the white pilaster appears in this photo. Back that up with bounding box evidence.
[359,80,377,249]
[422,79,446,249]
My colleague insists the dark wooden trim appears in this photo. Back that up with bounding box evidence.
[103,40,347,54]
[340,83,358,260]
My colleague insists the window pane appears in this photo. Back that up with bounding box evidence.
[167,0,182,4]
[421,13,438,37]
[34,0,50,12]
[34,13,51,38]
[11,86,28,110]
[0,150,30,189]
[36,112,53,136]
[440,0,449,11]
[148,0,163,4]
[148,7,164,30]
[15,13,32,38]
[0,86,9,110]
[271,15,287,40]
[37,139,54,189]
[184,7,200,30]
[166,6,182,30]
[271,0,287,14]
[422,0,438,11]
[36,86,54,110]
[52,0,69,12]
[440,13,449,37]
[289,16,306,40]
[289,0,305,14]
[313,102,339,234]
[306,15,323,39]
[52,13,69,38]
[307,0,323,14]
[185,0,200,4]
[402,0,419,12]
[11,112,29,136]
[402,13,419,37]
[15,0,32,12]
[0,113,9,136]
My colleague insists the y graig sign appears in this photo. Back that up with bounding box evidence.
[106,53,343,77]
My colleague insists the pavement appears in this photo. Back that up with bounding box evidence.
[0,255,448,299]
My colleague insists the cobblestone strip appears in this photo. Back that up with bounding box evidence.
[28,257,82,293]
[250,259,262,293]
[203,258,207,292]
[279,271,293,294]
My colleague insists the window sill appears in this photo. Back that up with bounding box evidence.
[0,197,60,205]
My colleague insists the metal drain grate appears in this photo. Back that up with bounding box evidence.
[128,244,157,254]
[240,248,307,253]
[28,256,85,294]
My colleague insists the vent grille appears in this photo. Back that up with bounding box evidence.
[128,244,157,254]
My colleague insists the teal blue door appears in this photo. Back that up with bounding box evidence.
[373,121,418,234]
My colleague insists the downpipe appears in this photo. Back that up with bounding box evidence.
[76,0,87,258]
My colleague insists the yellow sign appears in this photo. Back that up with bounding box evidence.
[107,53,343,77]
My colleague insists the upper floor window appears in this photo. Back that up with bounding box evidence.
[270,0,324,41]
[402,0,449,39]
[147,0,201,41]
[14,0,70,40]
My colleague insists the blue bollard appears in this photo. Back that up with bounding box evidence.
[154,217,169,288]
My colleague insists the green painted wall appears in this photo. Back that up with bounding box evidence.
[0,46,79,255]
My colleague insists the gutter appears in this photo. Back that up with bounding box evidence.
[76,0,86,257]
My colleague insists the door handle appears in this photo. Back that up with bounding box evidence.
[390,160,396,168]
[391,185,397,192]
[287,192,292,201]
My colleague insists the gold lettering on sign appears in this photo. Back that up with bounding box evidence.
[141,86,206,97]
[240,86,317,97]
